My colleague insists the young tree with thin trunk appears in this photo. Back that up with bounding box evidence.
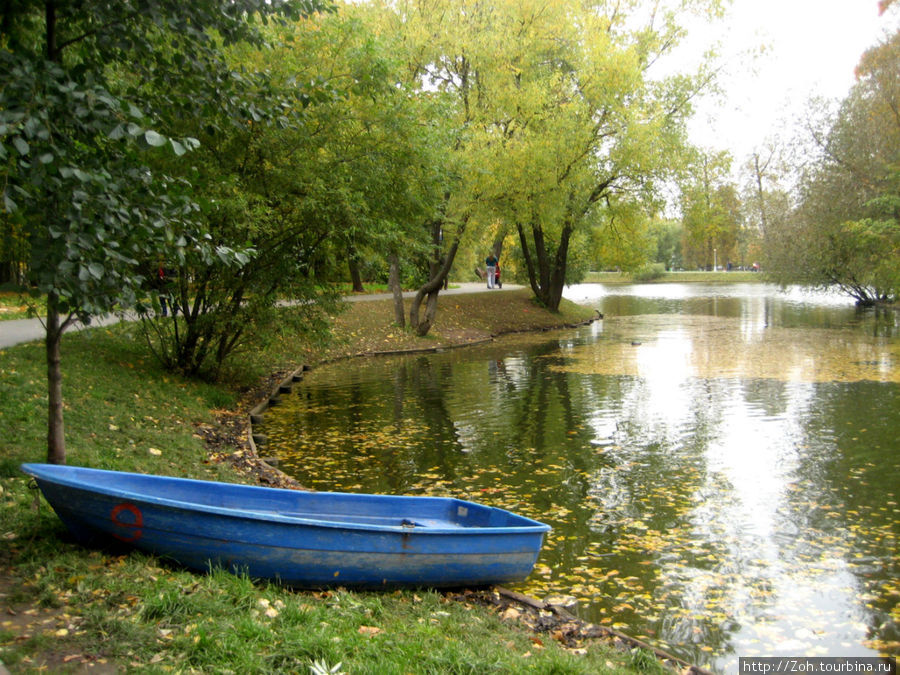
[0,0,325,463]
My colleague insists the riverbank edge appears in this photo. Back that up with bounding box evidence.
[0,290,711,674]
[233,299,713,675]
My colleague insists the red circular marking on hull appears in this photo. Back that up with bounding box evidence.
[110,502,143,542]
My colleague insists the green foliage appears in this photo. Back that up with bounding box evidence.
[632,263,667,282]
[679,150,742,269]
[648,220,684,270]
[0,0,333,461]
[134,8,452,374]
[589,202,658,273]
[0,0,329,318]
[380,0,715,311]
[0,54,190,320]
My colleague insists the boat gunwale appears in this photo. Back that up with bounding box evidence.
[21,464,551,536]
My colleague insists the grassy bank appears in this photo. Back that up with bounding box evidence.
[0,289,43,322]
[0,290,669,673]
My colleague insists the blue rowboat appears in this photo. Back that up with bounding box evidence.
[20,463,550,588]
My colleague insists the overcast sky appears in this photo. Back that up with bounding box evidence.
[674,0,898,162]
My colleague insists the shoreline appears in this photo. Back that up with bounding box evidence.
[240,309,601,487]
[1,288,715,673]
[225,303,713,675]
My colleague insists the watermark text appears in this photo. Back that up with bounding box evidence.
[739,658,896,674]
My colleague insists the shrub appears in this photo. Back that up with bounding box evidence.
[632,263,666,282]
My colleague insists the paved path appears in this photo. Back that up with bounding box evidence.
[0,313,129,350]
[0,283,522,349]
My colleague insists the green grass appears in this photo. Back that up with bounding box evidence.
[331,282,393,294]
[0,526,639,673]
[0,289,44,321]
[0,324,237,481]
[0,295,647,674]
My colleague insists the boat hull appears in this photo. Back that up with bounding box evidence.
[21,464,550,588]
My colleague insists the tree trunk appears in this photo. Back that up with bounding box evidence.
[751,150,775,238]
[45,0,58,61]
[517,222,540,297]
[491,234,505,260]
[545,219,573,311]
[348,247,364,293]
[517,219,556,309]
[43,7,67,464]
[388,253,405,328]
[516,215,572,312]
[410,286,440,336]
[45,294,70,464]
[409,223,463,336]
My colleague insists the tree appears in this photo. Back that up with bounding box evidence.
[516,1,723,308]
[649,219,684,270]
[384,0,718,312]
[364,0,492,335]
[740,143,792,268]
[136,7,453,374]
[765,31,899,304]
[743,141,787,240]
[679,150,742,269]
[0,0,325,463]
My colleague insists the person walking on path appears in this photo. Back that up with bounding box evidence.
[485,252,499,289]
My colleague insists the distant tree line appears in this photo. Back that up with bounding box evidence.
[641,21,898,302]
[763,31,900,305]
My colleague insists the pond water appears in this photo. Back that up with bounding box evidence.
[259,283,899,671]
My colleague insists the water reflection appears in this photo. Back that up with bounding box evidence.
[555,314,899,383]
[260,284,900,671]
